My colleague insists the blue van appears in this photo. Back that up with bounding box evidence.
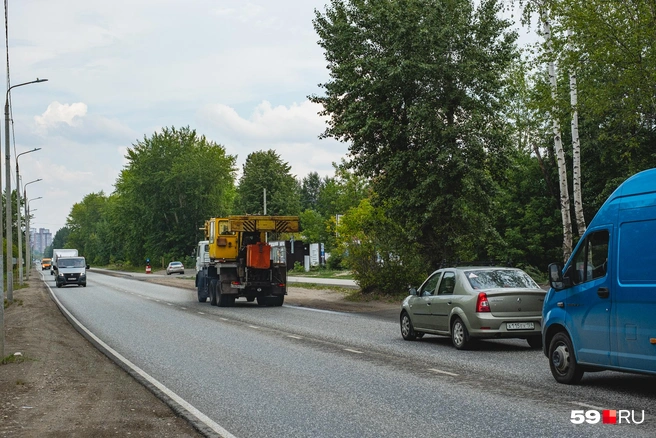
[543,168,656,384]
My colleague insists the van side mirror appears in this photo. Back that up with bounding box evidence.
[548,263,571,290]
[86,265,90,269]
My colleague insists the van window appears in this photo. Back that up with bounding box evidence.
[619,218,656,283]
[571,230,609,285]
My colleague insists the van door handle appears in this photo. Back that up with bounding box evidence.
[597,287,610,299]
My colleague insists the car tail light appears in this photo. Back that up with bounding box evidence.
[231,281,241,286]
[476,292,490,312]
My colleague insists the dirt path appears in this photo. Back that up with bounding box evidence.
[0,269,399,436]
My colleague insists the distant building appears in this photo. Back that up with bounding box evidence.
[32,228,52,255]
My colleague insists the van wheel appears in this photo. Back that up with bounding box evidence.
[451,317,471,350]
[549,332,584,384]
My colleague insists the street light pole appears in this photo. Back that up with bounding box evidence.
[22,180,42,281]
[16,150,41,285]
[5,78,47,303]
[25,197,41,281]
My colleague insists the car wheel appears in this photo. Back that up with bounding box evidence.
[209,279,218,306]
[400,311,417,341]
[56,282,62,288]
[451,317,471,350]
[527,336,543,349]
[548,332,584,384]
[167,272,171,275]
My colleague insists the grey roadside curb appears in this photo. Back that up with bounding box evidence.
[38,271,236,438]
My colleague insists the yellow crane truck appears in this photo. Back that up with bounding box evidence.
[197,215,299,307]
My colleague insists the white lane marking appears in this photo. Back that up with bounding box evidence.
[288,335,302,340]
[344,348,363,354]
[45,280,237,438]
[570,401,606,410]
[220,318,229,321]
[283,305,350,316]
[198,312,205,315]
[180,307,187,310]
[249,325,260,329]
[428,368,459,377]
[167,303,173,306]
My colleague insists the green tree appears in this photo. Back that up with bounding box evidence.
[312,0,518,268]
[114,126,236,265]
[336,198,426,294]
[236,150,301,215]
[66,192,109,263]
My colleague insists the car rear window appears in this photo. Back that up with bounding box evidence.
[465,270,540,289]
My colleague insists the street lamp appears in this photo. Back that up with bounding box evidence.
[4,78,47,304]
[16,150,41,285]
[22,179,42,281]
[26,197,41,281]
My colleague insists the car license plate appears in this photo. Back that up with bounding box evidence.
[507,322,534,330]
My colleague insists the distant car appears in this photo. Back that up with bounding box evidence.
[400,266,546,350]
[166,261,185,275]
[41,258,52,270]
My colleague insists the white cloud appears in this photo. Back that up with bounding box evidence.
[199,99,347,178]
[35,102,87,128]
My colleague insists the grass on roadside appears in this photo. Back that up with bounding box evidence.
[1,353,36,365]
[3,298,24,309]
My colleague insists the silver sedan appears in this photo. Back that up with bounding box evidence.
[400,267,546,350]
[166,261,185,275]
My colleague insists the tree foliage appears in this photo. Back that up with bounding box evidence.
[236,150,301,215]
[62,126,238,266]
[312,0,519,267]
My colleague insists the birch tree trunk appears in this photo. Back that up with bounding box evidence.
[543,9,573,261]
[568,29,586,236]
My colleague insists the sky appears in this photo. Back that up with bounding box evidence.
[7,0,537,237]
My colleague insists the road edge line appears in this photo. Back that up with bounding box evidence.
[40,273,237,438]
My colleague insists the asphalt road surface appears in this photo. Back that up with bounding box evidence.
[44,271,656,438]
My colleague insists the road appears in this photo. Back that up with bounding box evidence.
[44,271,655,438]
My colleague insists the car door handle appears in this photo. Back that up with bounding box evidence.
[447,301,452,305]
[427,302,431,305]
[597,287,610,299]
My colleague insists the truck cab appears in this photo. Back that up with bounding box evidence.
[543,168,656,383]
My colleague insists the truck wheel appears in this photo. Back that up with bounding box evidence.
[209,279,218,306]
[549,332,584,384]
[217,293,235,307]
[197,277,208,302]
[271,295,284,306]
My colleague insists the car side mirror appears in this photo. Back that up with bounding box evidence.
[548,263,571,290]
[86,265,90,269]
[53,265,58,271]
[409,287,417,296]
